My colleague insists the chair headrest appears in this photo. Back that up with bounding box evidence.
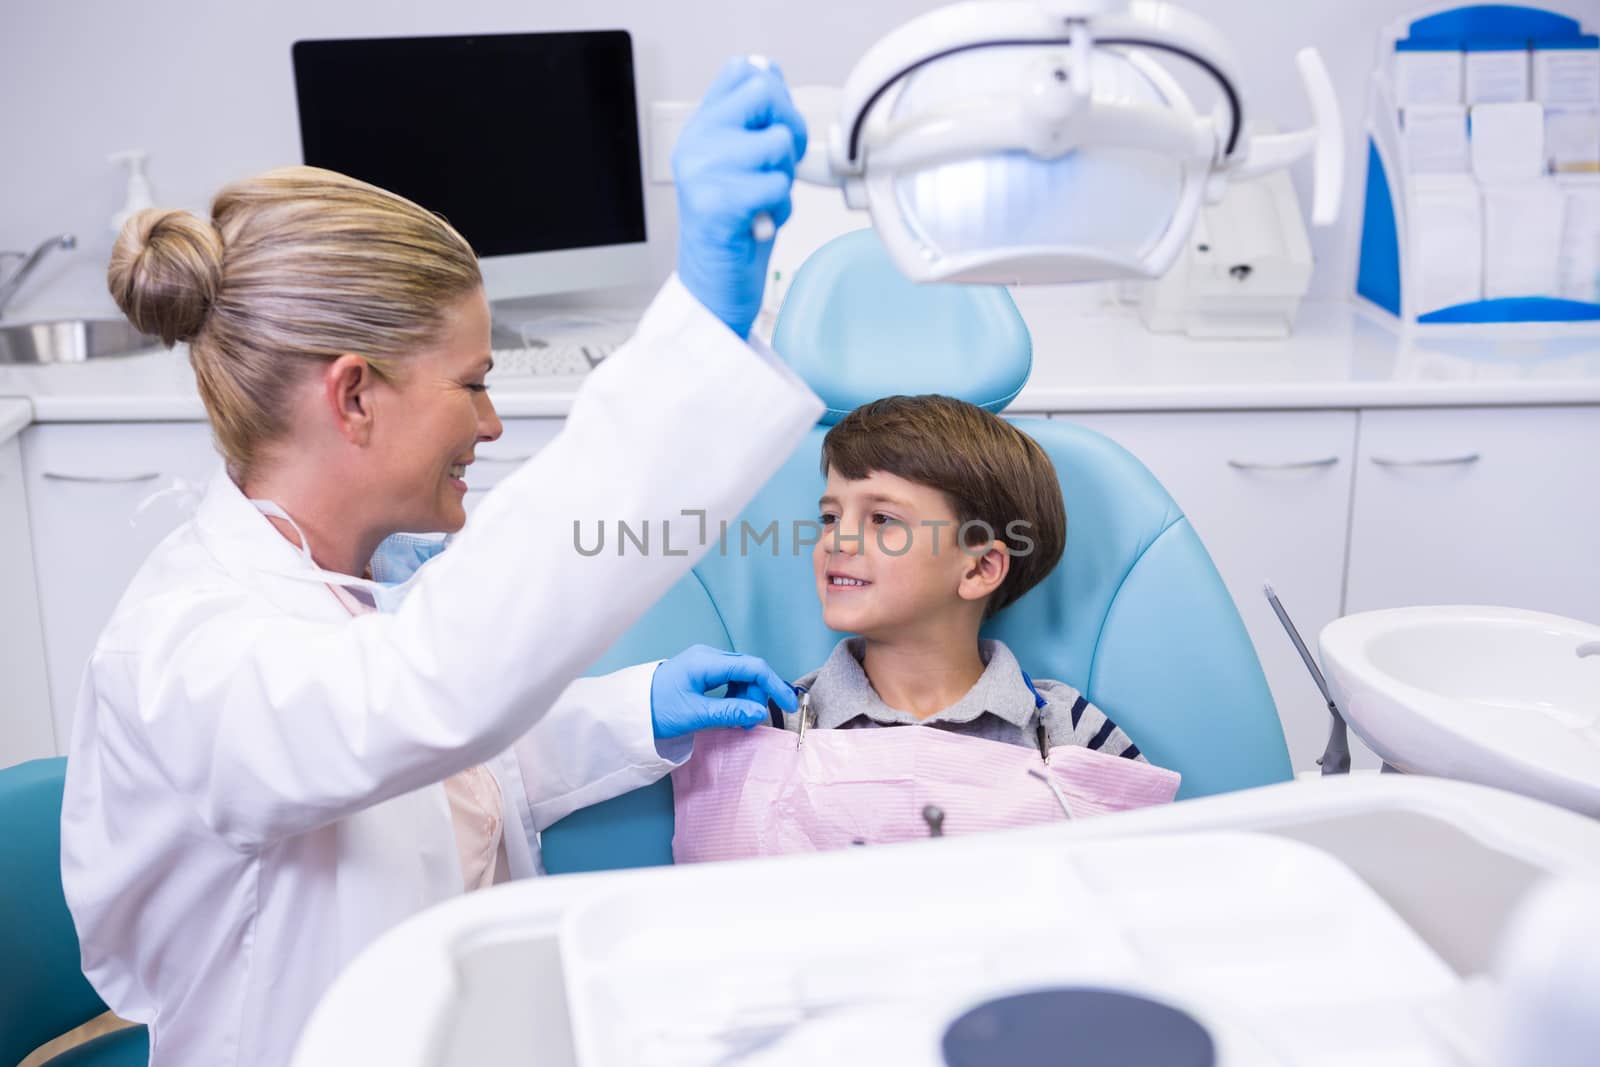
[770,229,1033,426]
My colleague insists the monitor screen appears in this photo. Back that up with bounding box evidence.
[292,31,648,260]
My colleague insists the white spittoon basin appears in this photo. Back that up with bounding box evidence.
[1320,606,1600,817]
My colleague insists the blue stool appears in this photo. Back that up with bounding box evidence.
[0,758,148,1067]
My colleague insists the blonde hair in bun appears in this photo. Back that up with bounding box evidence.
[104,166,481,481]
[108,209,223,346]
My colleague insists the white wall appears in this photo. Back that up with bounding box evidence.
[2,0,1593,320]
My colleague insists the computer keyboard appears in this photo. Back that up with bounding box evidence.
[490,340,618,377]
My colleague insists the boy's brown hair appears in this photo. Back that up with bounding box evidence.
[820,395,1066,617]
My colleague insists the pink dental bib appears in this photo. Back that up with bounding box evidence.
[671,724,1180,863]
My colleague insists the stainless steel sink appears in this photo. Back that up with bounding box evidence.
[0,319,162,364]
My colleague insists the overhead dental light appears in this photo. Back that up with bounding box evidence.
[794,0,1344,284]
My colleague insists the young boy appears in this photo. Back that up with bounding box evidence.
[795,394,1144,760]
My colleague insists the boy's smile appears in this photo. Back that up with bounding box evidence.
[814,467,1003,639]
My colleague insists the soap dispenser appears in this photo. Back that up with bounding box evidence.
[110,150,155,235]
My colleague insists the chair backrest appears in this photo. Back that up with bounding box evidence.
[0,758,148,1066]
[539,231,1291,874]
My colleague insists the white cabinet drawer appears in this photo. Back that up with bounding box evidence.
[1057,410,1368,771]
[0,436,55,763]
[462,418,563,513]
[22,422,221,744]
[1346,406,1600,621]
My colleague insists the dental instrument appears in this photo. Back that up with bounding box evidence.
[747,54,782,245]
[794,687,813,748]
[1026,767,1075,820]
[793,0,1344,285]
[1263,582,1352,775]
[672,56,805,338]
[745,57,777,244]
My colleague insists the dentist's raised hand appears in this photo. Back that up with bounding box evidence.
[650,644,799,739]
[673,57,808,340]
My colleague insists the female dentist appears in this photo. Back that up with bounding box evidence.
[59,60,822,1067]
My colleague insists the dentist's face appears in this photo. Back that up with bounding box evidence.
[369,287,502,534]
[813,467,978,638]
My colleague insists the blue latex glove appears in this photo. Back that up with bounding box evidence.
[650,644,799,739]
[674,57,809,340]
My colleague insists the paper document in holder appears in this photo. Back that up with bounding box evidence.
[1533,41,1600,107]
[1558,184,1600,302]
[1471,101,1546,184]
[1395,47,1463,108]
[1406,176,1484,314]
[1465,45,1531,105]
[1483,182,1565,299]
[1547,108,1600,174]
[1403,105,1470,174]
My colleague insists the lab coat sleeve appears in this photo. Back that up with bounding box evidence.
[113,276,823,850]
[501,662,688,847]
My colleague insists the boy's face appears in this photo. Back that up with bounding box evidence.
[814,467,1000,638]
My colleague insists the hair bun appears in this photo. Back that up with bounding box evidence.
[107,208,224,345]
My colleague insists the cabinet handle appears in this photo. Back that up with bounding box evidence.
[1226,457,1339,471]
[474,453,533,465]
[42,471,161,484]
[1369,453,1481,468]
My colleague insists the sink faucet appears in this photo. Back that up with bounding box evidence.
[0,233,77,320]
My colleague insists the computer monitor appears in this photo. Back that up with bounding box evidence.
[292,30,651,300]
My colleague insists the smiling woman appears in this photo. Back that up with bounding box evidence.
[109,169,483,482]
[59,60,823,1067]
[107,169,502,570]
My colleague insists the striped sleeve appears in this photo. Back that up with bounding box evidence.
[1038,684,1146,762]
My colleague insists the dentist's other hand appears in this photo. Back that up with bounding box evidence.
[650,644,799,739]
[674,57,808,340]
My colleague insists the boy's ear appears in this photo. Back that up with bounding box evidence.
[958,541,1011,605]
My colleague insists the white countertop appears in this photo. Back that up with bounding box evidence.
[0,398,31,442]
[3,299,1599,422]
[1011,296,1600,412]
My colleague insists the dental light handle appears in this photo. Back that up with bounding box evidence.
[789,86,849,197]
[1227,47,1344,226]
[795,140,837,186]
[1298,48,1344,226]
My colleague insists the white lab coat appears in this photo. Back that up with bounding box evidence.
[59,277,823,1067]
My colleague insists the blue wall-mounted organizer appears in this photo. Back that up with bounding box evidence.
[1356,4,1600,328]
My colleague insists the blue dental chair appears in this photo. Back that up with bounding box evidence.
[0,758,149,1067]
[542,230,1292,874]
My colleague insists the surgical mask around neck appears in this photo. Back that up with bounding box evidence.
[250,499,448,614]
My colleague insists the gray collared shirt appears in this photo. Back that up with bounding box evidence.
[791,638,1145,761]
